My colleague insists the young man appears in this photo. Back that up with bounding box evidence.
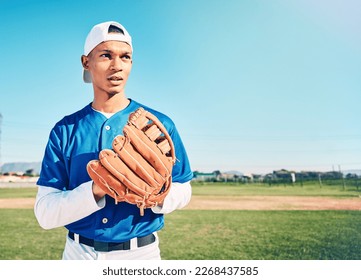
[34,21,193,260]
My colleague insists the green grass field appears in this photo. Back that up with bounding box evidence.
[0,187,38,198]
[190,182,361,197]
[0,183,360,260]
[160,210,361,260]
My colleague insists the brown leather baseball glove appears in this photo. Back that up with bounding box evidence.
[87,107,176,216]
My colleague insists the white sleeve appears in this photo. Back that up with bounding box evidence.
[151,181,192,214]
[34,181,106,230]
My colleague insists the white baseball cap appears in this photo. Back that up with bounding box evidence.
[83,21,133,83]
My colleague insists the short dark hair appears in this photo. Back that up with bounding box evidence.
[108,25,124,34]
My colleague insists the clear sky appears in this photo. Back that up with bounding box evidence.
[0,0,360,174]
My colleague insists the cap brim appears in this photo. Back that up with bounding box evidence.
[83,69,92,83]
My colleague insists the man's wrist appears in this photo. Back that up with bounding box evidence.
[92,181,107,202]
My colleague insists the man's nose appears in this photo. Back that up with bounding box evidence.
[110,57,123,71]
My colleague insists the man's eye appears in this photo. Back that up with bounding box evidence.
[122,55,131,60]
[100,53,111,59]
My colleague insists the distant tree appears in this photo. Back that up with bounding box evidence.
[213,170,221,176]
[346,173,358,179]
[25,169,34,176]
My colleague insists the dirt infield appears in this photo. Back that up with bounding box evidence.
[185,196,361,210]
[1,196,361,210]
[0,198,36,209]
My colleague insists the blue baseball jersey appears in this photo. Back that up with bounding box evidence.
[37,99,193,242]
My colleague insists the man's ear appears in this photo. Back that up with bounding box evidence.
[81,55,89,69]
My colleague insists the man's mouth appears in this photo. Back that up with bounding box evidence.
[108,75,123,81]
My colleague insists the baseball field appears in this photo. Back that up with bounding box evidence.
[0,182,361,260]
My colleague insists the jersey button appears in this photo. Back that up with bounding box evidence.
[105,125,111,131]
[102,218,108,224]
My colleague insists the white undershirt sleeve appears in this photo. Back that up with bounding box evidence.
[151,181,192,214]
[34,181,105,230]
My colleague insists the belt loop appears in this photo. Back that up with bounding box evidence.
[130,237,138,250]
[74,233,80,244]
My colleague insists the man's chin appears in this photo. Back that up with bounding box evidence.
[106,86,124,96]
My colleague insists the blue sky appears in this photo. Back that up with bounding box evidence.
[0,0,360,174]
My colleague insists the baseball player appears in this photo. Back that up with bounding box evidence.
[34,21,193,260]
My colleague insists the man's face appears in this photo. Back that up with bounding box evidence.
[82,40,132,96]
